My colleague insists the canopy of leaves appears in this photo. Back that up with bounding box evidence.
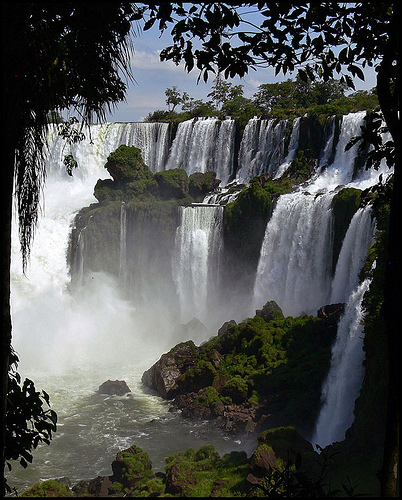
[5,350,57,494]
[4,3,142,270]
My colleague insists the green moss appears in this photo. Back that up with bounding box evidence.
[154,168,190,199]
[173,310,336,436]
[105,144,154,184]
[21,479,72,497]
[285,150,317,184]
[164,445,248,497]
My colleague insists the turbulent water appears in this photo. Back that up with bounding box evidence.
[7,112,393,493]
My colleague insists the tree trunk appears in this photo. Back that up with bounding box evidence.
[1,144,14,497]
[376,5,400,496]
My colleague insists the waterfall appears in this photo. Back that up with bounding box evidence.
[165,117,235,183]
[47,121,170,175]
[9,110,394,494]
[312,273,373,448]
[330,207,375,303]
[214,119,236,185]
[253,191,334,317]
[236,117,288,181]
[173,205,224,330]
[274,117,301,179]
[319,115,337,168]
[119,202,127,284]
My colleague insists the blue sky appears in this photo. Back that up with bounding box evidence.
[106,11,378,123]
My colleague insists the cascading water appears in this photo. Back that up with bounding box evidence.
[274,116,301,179]
[119,202,127,284]
[253,191,334,317]
[8,122,241,494]
[173,204,224,332]
[236,117,288,181]
[312,273,374,448]
[165,117,235,183]
[318,115,337,169]
[253,110,391,448]
[330,206,375,303]
[8,111,393,494]
[48,121,171,175]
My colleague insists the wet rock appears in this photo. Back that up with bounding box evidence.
[165,463,195,495]
[256,300,284,322]
[98,379,131,396]
[317,303,345,321]
[110,444,154,488]
[246,447,277,485]
[141,341,197,399]
[72,476,113,496]
[217,319,237,337]
[189,171,221,201]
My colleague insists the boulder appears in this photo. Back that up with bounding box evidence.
[256,300,284,322]
[165,463,195,495]
[154,168,189,199]
[98,379,131,396]
[217,319,237,337]
[74,476,114,497]
[141,341,197,399]
[317,303,345,321]
[189,171,221,201]
[105,145,153,184]
[110,444,154,488]
[246,447,277,485]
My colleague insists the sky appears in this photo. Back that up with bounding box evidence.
[105,9,378,123]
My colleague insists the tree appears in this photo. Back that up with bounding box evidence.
[141,2,399,495]
[165,85,183,112]
[2,3,142,495]
[253,77,348,112]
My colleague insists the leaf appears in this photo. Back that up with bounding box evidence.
[143,17,156,31]
[345,136,362,151]
[42,390,50,405]
[299,69,308,83]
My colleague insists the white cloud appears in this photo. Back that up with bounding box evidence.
[130,49,185,73]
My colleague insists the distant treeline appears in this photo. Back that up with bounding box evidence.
[145,75,379,126]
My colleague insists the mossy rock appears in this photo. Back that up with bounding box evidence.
[189,171,221,200]
[154,168,190,199]
[257,426,314,459]
[105,144,154,184]
[110,444,154,489]
[221,375,249,404]
[21,479,72,497]
[165,444,248,496]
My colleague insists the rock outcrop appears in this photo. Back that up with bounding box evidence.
[142,301,342,437]
[141,341,197,399]
[98,379,131,396]
[255,300,284,322]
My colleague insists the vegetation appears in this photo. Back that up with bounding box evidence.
[145,78,379,126]
[5,351,57,495]
[3,4,142,493]
[141,7,399,491]
[4,2,398,497]
[162,307,338,438]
